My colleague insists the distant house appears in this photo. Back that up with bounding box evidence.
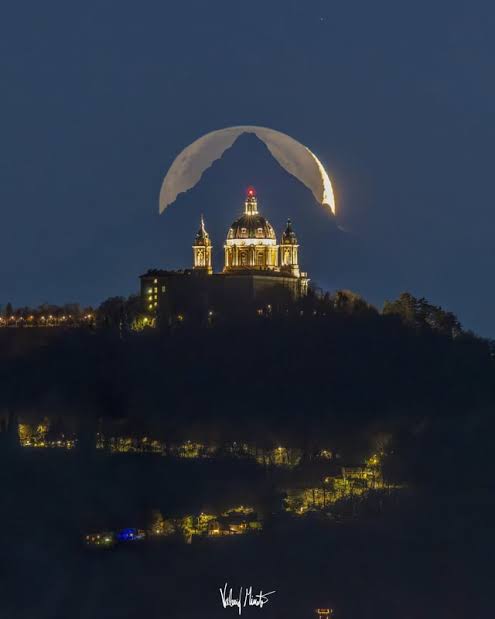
[207,511,262,537]
[116,528,146,542]
[85,532,115,548]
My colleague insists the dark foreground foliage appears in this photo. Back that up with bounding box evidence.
[1,291,494,441]
[0,447,493,619]
[0,291,494,618]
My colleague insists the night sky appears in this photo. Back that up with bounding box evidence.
[1,1,494,335]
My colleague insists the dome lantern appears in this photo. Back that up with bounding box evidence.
[244,186,259,215]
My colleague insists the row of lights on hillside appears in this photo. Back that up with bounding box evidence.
[0,314,93,323]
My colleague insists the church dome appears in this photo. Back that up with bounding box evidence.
[224,187,279,272]
[226,186,276,243]
[227,213,276,241]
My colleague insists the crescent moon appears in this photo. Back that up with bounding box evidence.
[159,125,336,216]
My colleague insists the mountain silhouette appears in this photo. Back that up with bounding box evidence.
[149,133,359,289]
[33,133,367,306]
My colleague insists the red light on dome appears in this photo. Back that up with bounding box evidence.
[246,186,256,197]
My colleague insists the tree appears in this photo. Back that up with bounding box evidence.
[383,292,418,325]
[96,295,147,332]
[96,297,125,329]
[383,293,462,338]
[149,509,170,535]
[333,290,376,316]
[131,315,154,331]
[124,295,151,331]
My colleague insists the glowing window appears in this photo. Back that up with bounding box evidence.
[161,286,166,293]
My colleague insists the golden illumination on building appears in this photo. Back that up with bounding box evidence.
[85,532,115,547]
[219,187,308,294]
[140,187,310,319]
[192,215,213,274]
[224,187,279,271]
[284,452,401,516]
[85,505,262,549]
[280,218,300,277]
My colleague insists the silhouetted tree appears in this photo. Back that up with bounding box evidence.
[383,292,462,337]
[97,296,125,329]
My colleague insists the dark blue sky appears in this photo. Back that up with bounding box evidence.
[1,1,494,335]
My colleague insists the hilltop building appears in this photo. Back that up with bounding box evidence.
[140,187,309,322]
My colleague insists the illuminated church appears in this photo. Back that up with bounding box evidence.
[140,187,309,321]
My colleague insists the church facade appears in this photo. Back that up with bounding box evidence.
[140,187,309,322]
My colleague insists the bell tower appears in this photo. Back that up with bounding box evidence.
[192,215,213,274]
[280,218,300,277]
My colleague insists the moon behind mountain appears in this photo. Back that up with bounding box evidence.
[159,126,336,216]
